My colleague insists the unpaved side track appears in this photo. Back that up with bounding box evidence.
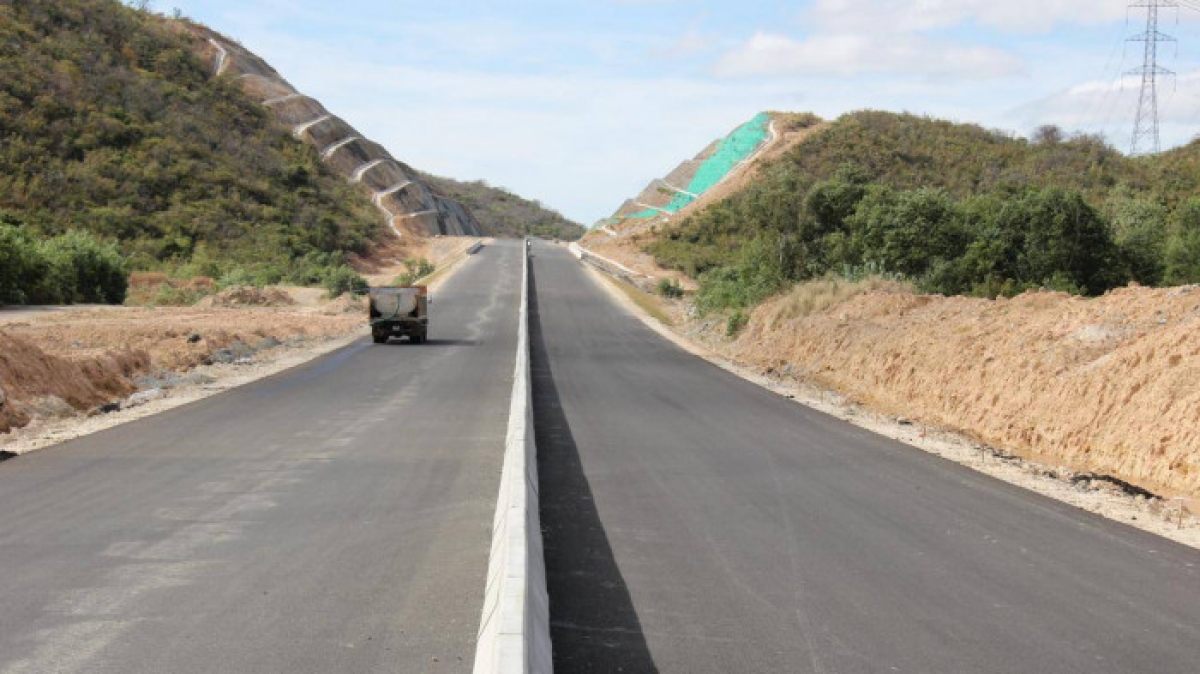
[0,241,522,674]
[530,241,1200,674]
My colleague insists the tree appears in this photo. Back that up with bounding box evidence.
[848,187,968,278]
[1108,197,1168,286]
[0,225,46,304]
[804,164,871,239]
[1032,125,1065,145]
[1016,189,1124,295]
[1164,198,1200,284]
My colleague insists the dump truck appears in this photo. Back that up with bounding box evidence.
[368,285,429,344]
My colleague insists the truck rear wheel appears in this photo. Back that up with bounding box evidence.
[372,334,387,344]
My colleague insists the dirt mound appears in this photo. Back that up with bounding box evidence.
[127,273,217,306]
[195,286,296,308]
[0,301,366,436]
[0,332,150,433]
[319,294,367,315]
[730,283,1200,499]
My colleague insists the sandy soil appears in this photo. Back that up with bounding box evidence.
[581,261,1200,550]
[0,242,479,454]
[733,284,1200,500]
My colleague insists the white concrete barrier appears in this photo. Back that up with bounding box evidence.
[472,240,552,674]
[569,243,642,279]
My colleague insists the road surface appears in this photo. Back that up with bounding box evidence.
[0,241,522,674]
[530,241,1200,674]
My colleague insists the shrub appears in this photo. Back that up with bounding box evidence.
[38,231,128,304]
[1164,197,1200,285]
[657,278,684,298]
[0,226,126,305]
[0,225,47,304]
[695,235,787,313]
[726,310,748,337]
[322,266,368,298]
[394,258,435,285]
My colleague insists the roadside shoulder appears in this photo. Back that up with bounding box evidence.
[0,244,480,457]
[582,262,1200,551]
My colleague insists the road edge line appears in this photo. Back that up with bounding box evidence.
[472,239,552,673]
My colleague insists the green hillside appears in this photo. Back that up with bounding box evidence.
[647,111,1200,311]
[0,0,380,303]
[420,174,585,241]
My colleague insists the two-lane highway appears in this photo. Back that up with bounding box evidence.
[0,240,523,673]
[530,241,1200,674]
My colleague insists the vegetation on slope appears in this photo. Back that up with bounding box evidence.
[647,111,1200,311]
[0,0,378,303]
[420,174,586,240]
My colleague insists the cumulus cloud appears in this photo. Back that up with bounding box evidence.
[715,31,1027,80]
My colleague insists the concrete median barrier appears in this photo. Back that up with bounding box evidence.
[472,241,552,674]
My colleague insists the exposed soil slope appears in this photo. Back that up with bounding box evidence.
[0,299,363,435]
[727,283,1200,499]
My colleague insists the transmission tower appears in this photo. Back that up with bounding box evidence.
[1128,1,1177,155]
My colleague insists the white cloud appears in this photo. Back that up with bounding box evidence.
[809,0,1130,35]
[233,31,804,223]
[1007,70,1200,149]
[715,31,1026,80]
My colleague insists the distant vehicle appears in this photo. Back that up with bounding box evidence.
[368,286,429,344]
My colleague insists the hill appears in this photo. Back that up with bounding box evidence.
[632,110,1200,307]
[419,174,586,240]
[0,0,390,302]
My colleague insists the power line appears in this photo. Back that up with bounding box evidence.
[1127,1,1178,155]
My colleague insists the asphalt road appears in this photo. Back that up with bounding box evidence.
[0,240,522,674]
[530,241,1200,674]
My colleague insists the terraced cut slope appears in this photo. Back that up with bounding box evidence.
[186,25,482,239]
[606,112,775,225]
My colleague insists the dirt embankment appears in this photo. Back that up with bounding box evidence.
[0,292,365,437]
[727,283,1200,500]
[0,236,477,442]
[0,333,149,434]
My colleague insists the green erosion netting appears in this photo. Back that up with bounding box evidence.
[666,112,771,211]
[610,113,772,225]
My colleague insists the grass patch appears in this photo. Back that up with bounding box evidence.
[603,275,674,326]
[764,275,914,329]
